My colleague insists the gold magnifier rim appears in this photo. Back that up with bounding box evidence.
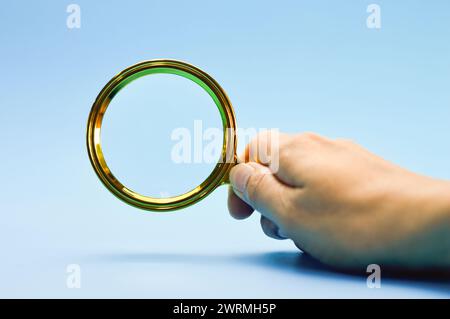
[86,59,237,211]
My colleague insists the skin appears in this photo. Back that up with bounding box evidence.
[228,131,450,270]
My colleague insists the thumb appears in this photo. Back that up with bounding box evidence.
[229,162,293,224]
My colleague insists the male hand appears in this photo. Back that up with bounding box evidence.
[228,131,450,269]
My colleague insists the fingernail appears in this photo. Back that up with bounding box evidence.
[229,163,255,194]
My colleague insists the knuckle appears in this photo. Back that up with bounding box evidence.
[296,132,322,143]
[247,132,269,161]
[335,138,355,146]
[246,130,286,164]
[252,130,271,146]
[291,132,318,150]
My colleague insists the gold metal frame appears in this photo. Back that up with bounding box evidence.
[86,59,237,211]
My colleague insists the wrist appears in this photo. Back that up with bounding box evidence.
[394,176,450,268]
[420,177,450,223]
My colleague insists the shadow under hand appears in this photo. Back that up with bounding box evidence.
[233,251,450,295]
[90,250,450,295]
[236,251,450,279]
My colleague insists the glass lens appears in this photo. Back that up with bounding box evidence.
[101,73,223,198]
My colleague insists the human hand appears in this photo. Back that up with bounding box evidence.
[228,131,450,270]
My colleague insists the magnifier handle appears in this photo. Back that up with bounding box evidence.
[221,157,241,185]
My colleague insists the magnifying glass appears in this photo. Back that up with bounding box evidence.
[86,59,237,211]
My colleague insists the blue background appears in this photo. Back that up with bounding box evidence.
[0,0,449,297]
